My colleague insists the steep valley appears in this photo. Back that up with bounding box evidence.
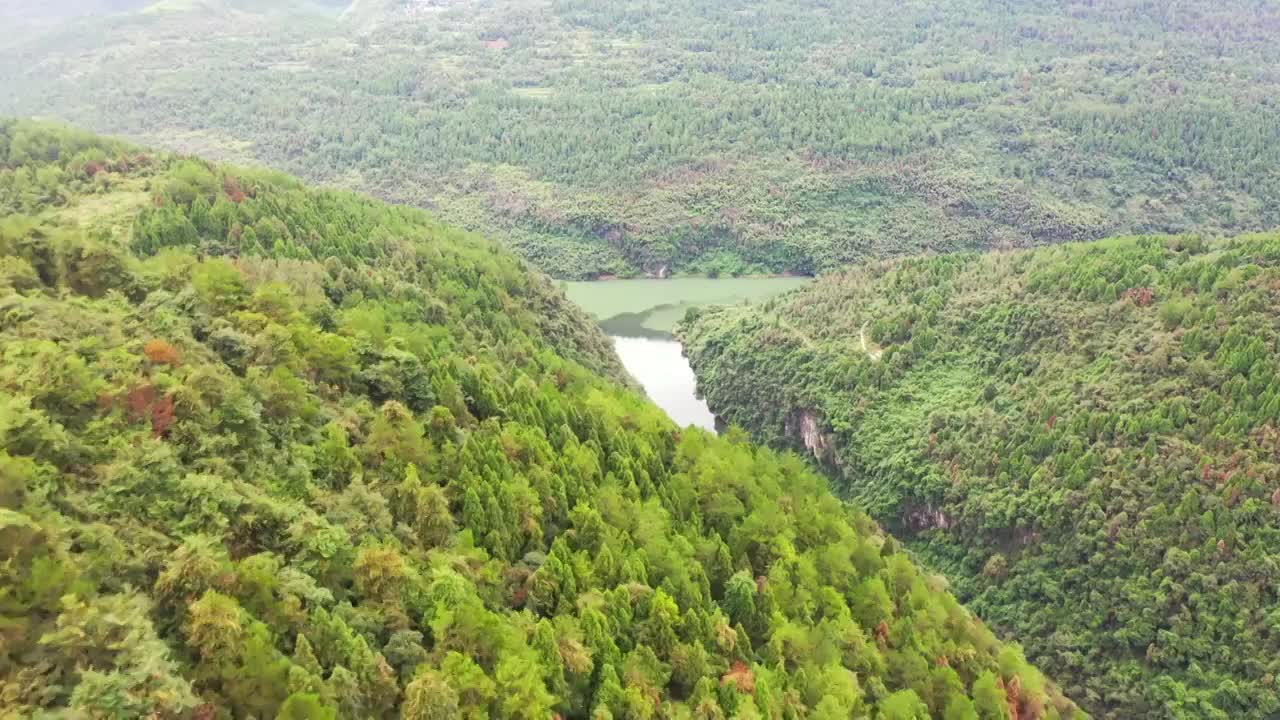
[0,119,1081,719]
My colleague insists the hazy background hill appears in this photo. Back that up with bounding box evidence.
[2,0,1278,277]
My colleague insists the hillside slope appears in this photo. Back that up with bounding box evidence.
[683,233,1280,718]
[0,120,1078,718]
[2,0,1278,277]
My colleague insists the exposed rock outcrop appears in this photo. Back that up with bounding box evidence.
[785,408,837,466]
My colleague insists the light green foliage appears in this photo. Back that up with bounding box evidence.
[973,672,1010,720]
[401,668,460,720]
[684,232,1280,717]
[2,1,1277,278]
[38,592,200,718]
[276,692,338,720]
[0,121,1076,718]
[880,689,931,720]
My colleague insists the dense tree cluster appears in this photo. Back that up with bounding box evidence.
[1,0,1277,277]
[683,232,1280,718]
[0,120,1078,718]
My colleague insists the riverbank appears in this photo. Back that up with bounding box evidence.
[564,276,811,430]
[587,270,813,282]
[564,276,811,336]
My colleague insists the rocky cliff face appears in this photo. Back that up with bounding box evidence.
[785,408,837,467]
[905,505,955,531]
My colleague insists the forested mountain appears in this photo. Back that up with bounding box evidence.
[682,233,1280,718]
[0,120,1081,718]
[2,0,1277,277]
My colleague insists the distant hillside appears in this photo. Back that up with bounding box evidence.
[0,0,150,20]
[683,233,1280,717]
[2,0,1278,278]
[0,0,148,36]
[0,119,1079,718]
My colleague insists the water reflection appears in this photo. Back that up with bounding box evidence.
[612,336,716,431]
[598,306,682,339]
[565,277,810,433]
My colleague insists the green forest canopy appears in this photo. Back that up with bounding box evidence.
[682,231,1280,718]
[0,119,1080,718]
[1,0,1277,277]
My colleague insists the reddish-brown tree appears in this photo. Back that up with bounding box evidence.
[144,339,181,366]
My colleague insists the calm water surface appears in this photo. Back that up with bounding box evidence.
[565,277,809,432]
[612,336,717,430]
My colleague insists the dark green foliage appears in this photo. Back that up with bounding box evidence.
[2,1,1277,277]
[684,232,1280,718]
[0,121,1078,718]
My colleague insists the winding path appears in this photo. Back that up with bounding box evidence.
[770,313,881,362]
[860,320,883,361]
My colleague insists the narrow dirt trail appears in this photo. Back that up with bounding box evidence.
[770,313,881,361]
[860,320,883,361]
[770,312,818,351]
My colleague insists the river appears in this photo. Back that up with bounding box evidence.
[564,277,809,431]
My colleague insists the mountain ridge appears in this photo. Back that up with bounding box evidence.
[3,0,1277,278]
[0,118,1080,719]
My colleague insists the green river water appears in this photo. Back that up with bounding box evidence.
[564,277,809,430]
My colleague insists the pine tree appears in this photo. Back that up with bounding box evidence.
[972,672,1009,720]
[275,693,338,720]
[401,668,460,720]
[186,591,245,664]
